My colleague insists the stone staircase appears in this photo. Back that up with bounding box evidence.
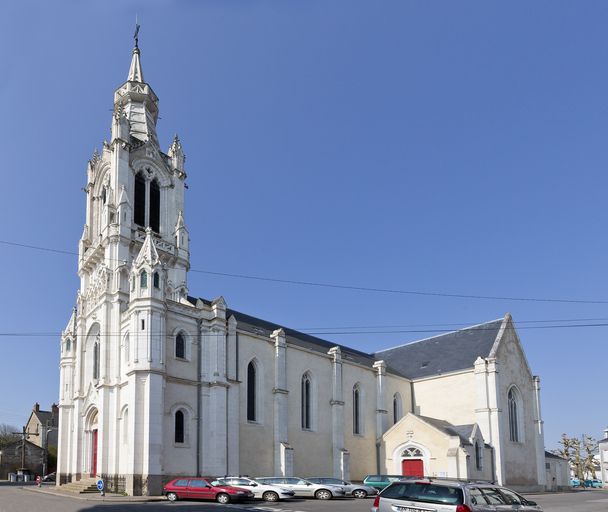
[59,478,100,494]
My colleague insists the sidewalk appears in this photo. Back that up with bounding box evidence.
[22,484,165,502]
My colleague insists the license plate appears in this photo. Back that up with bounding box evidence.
[395,507,434,512]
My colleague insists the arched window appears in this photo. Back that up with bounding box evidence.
[122,408,129,445]
[174,410,184,443]
[93,340,100,380]
[301,373,312,430]
[353,384,361,434]
[475,441,483,470]
[65,339,71,353]
[140,271,147,288]
[134,172,146,227]
[149,179,160,232]
[393,393,403,424]
[247,361,257,422]
[175,332,185,359]
[508,387,520,442]
[402,447,423,457]
[124,334,130,364]
[153,271,160,288]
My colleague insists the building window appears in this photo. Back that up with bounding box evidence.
[175,332,185,359]
[149,179,160,232]
[140,271,147,288]
[65,339,71,353]
[301,373,312,430]
[247,361,257,422]
[134,172,146,227]
[475,441,483,470]
[508,387,520,442]
[93,340,100,380]
[122,408,129,445]
[153,271,160,288]
[353,385,361,435]
[124,334,130,364]
[175,410,184,443]
[393,393,403,424]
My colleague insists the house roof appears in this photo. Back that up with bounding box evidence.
[373,319,505,379]
[545,450,567,460]
[598,437,608,445]
[417,415,475,445]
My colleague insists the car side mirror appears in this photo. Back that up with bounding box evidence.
[306,483,312,486]
[251,483,258,487]
[525,500,537,506]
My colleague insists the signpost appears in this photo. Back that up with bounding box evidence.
[97,478,104,497]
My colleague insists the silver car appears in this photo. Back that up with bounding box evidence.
[213,477,295,502]
[256,476,345,500]
[307,477,378,498]
[371,479,543,512]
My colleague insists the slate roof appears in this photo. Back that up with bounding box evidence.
[187,296,506,380]
[417,415,475,445]
[598,437,608,445]
[374,319,505,379]
[33,410,57,427]
[545,450,567,460]
[226,308,397,373]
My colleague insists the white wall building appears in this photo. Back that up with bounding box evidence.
[57,40,550,495]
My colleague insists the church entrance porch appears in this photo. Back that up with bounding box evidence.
[91,429,98,476]
[83,407,99,478]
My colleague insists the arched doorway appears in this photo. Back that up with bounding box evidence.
[400,446,425,477]
[85,408,99,476]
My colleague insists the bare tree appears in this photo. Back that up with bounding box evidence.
[555,433,599,482]
[0,423,20,449]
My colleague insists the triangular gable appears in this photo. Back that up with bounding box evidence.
[489,314,533,378]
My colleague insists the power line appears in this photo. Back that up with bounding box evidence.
[2,321,608,339]
[1,238,608,305]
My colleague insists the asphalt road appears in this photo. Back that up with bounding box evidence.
[0,485,607,512]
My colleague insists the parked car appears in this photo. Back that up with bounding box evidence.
[363,474,405,491]
[570,477,581,487]
[162,477,254,503]
[255,476,345,499]
[212,476,295,501]
[42,472,56,482]
[583,479,603,488]
[371,479,542,512]
[306,477,377,498]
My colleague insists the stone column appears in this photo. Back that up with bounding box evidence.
[486,358,504,485]
[328,347,347,479]
[271,328,292,476]
[373,361,389,438]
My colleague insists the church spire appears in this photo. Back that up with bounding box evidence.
[127,47,144,83]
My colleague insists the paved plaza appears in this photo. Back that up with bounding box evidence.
[0,484,607,512]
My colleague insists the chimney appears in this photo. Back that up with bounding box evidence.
[33,402,40,413]
[52,403,59,415]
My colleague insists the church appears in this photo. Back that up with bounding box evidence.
[56,39,551,496]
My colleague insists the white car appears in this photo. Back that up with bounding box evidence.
[256,476,346,500]
[212,476,295,502]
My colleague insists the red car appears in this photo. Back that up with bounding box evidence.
[163,477,254,503]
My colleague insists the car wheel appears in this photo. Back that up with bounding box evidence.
[216,493,231,504]
[166,492,178,502]
[315,489,332,500]
[263,491,279,502]
[353,489,368,499]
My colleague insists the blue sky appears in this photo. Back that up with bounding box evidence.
[1,0,607,449]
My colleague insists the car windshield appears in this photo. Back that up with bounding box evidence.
[382,482,464,505]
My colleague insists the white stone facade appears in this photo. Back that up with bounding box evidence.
[57,42,548,495]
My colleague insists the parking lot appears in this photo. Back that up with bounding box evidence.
[0,484,607,512]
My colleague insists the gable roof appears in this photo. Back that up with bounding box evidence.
[545,450,567,460]
[416,415,476,445]
[27,409,58,429]
[374,318,505,379]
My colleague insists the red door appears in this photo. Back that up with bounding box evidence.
[402,459,424,477]
[91,429,98,476]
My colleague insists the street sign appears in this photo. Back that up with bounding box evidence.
[97,479,104,491]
